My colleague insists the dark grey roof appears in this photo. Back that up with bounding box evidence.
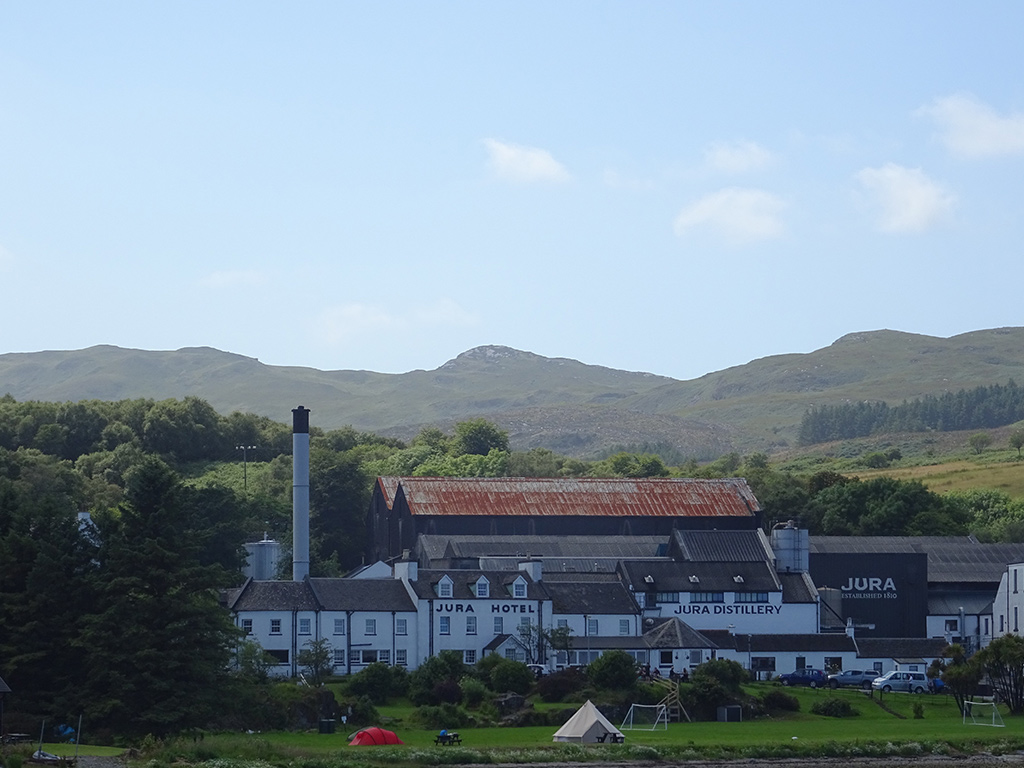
[409,569,548,600]
[229,579,319,612]
[541,572,624,583]
[928,591,994,616]
[0,674,10,693]
[484,633,529,652]
[643,617,717,649]
[855,637,949,659]
[477,557,627,574]
[746,634,857,653]
[670,529,773,563]
[779,572,818,603]
[309,578,416,612]
[621,560,780,593]
[421,534,668,559]
[810,537,1024,584]
[546,581,639,615]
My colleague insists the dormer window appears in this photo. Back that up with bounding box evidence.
[437,575,454,598]
[733,575,744,584]
[475,577,489,598]
[689,575,700,583]
[512,577,527,599]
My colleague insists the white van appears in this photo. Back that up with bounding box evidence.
[871,670,929,693]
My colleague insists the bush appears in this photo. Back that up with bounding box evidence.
[810,697,858,718]
[490,659,535,695]
[761,689,800,712]
[692,658,748,694]
[409,650,467,705]
[409,702,471,730]
[346,662,408,704]
[588,650,638,690]
[461,676,488,708]
[537,667,588,702]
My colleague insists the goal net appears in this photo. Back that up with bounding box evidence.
[963,698,1005,728]
[620,703,668,731]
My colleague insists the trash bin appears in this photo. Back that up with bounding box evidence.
[319,718,336,734]
[717,705,742,722]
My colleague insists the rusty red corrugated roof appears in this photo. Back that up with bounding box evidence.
[376,476,759,518]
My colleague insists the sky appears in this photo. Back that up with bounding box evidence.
[2,2,1023,381]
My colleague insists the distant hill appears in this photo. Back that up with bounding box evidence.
[2,328,1024,458]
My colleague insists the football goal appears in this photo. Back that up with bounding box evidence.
[963,698,1005,728]
[620,703,668,731]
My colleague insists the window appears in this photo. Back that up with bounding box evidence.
[494,616,503,634]
[396,649,408,666]
[464,649,476,665]
[360,650,378,664]
[660,650,673,665]
[241,619,252,635]
[689,650,702,665]
[266,649,288,664]
[333,618,346,635]
[587,618,598,636]
[873,661,883,673]
[438,577,453,598]
[751,657,776,671]
[270,618,282,635]
[654,592,679,604]
[945,619,959,633]
[513,580,527,598]
[440,616,451,635]
[476,579,489,598]
[505,647,517,660]
[466,615,477,635]
[298,618,311,635]
[378,650,390,664]
[734,592,769,603]
[396,618,408,636]
[1015,569,1019,594]
[332,648,345,666]
[349,649,361,665]
[690,592,724,603]
[619,619,630,636]
[795,656,806,670]
[1001,615,1006,633]
[520,617,531,630]
[557,618,568,629]
[825,657,842,671]
[365,618,376,636]
[1015,606,1019,633]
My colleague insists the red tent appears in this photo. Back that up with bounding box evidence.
[348,727,404,746]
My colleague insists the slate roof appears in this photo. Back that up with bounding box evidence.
[621,559,781,593]
[779,572,818,603]
[0,673,10,694]
[545,581,640,615]
[927,591,994,616]
[420,534,668,560]
[378,476,761,519]
[228,579,319,611]
[809,537,1024,584]
[854,637,949,659]
[309,578,416,612]
[407,569,548,600]
[669,529,774,563]
[643,617,717,649]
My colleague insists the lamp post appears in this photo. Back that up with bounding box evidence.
[236,444,257,493]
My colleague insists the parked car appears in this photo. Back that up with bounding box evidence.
[827,669,880,690]
[871,670,929,694]
[527,663,551,678]
[778,668,827,688]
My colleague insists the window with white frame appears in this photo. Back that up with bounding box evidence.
[467,615,477,635]
[334,618,346,635]
[476,578,489,598]
[438,576,453,598]
[266,649,288,664]
[349,649,361,665]
[587,618,598,636]
[689,650,701,664]
[396,618,407,635]
[440,616,451,635]
[396,649,408,666]
[520,617,531,630]
[494,616,503,634]
[378,650,390,664]
[465,649,477,664]
[298,618,311,635]
[505,647,517,660]
[270,618,282,635]
[332,648,345,666]
[241,619,252,635]
[360,650,378,664]
[366,618,376,636]
[513,579,527,598]
[619,619,630,635]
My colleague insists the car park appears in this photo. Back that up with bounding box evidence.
[827,669,881,690]
[777,668,827,688]
[871,670,929,693]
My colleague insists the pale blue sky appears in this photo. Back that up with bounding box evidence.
[2,2,1023,380]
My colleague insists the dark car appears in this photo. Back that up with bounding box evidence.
[827,669,880,690]
[778,668,827,688]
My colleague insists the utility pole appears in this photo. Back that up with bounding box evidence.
[236,444,257,493]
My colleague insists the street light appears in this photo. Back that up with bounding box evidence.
[236,444,257,493]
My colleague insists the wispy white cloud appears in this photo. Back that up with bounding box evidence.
[483,139,570,183]
[919,94,1024,158]
[704,140,775,173]
[855,163,955,233]
[198,270,269,289]
[315,299,476,344]
[673,188,786,244]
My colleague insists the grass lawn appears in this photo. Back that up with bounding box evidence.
[136,685,1023,765]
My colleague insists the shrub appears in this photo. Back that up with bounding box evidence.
[410,702,471,730]
[761,689,800,712]
[461,676,488,708]
[913,701,924,719]
[346,662,408,704]
[810,697,858,718]
[432,679,464,705]
[588,650,638,690]
[692,659,748,694]
[536,667,588,702]
[490,659,535,695]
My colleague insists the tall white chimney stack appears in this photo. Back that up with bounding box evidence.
[292,405,310,581]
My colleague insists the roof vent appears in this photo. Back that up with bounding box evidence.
[734,575,744,583]
[688,575,699,583]
[644,575,655,584]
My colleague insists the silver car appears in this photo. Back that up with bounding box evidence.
[827,669,879,690]
[871,670,929,693]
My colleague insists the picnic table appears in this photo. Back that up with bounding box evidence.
[2,733,31,745]
[434,731,462,745]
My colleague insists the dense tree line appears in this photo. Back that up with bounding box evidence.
[798,380,1024,444]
